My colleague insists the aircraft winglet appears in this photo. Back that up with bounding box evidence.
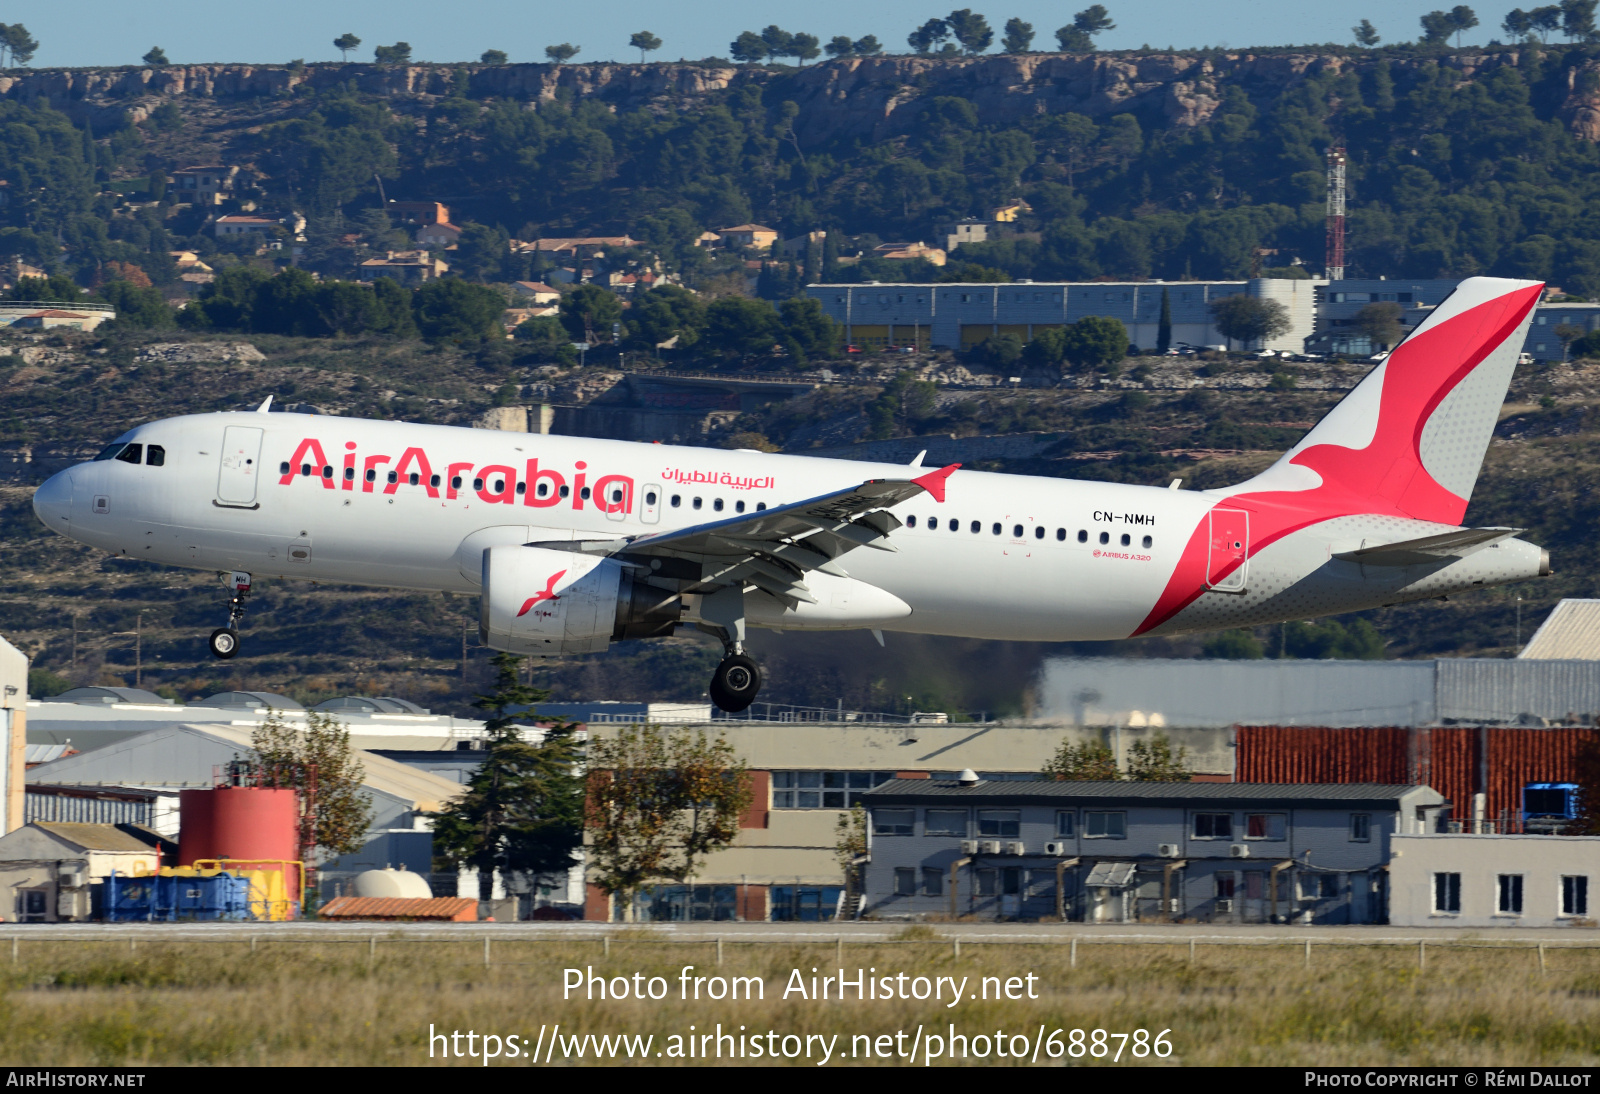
[255,395,274,413]
[911,463,960,503]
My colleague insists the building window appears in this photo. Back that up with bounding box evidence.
[894,867,917,896]
[1350,814,1371,842]
[977,810,1020,838]
[1245,813,1287,840]
[1192,813,1232,839]
[1244,871,1265,900]
[1085,811,1126,839]
[1434,872,1462,914]
[1306,874,1338,899]
[1563,875,1589,916]
[1056,811,1075,837]
[771,771,892,809]
[1498,874,1524,914]
[873,809,915,836]
[1002,867,1022,895]
[926,809,967,837]
[1215,874,1236,899]
[923,867,943,896]
[977,869,998,897]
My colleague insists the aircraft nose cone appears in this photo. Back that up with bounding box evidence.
[32,469,72,534]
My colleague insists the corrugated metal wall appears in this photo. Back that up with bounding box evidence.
[1236,726,1600,822]
[25,793,152,827]
[1435,660,1600,723]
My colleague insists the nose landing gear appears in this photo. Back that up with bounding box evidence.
[209,571,251,660]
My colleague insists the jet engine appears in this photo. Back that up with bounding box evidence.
[479,545,679,656]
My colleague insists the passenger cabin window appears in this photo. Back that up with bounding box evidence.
[1077,530,1087,542]
[907,515,917,528]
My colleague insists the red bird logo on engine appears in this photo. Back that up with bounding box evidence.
[516,570,567,617]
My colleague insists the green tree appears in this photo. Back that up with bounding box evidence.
[624,283,706,350]
[1530,4,1563,39]
[825,35,856,58]
[702,295,784,356]
[629,31,663,62]
[27,667,70,697]
[731,31,768,62]
[1353,301,1405,348]
[1061,314,1128,372]
[480,49,508,65]
[373,42,412,64]
[1279,618,1386,659]
[854,34,884,54]
[1202,629,1264,658]
[251,711,375,863]
[585,724,752,921]
[1353,19,1381,46]
[1057,5,1114,49]
[946,9,994,53]
[514,315,578,362]
[412,278,505,342]
[1043,738,1120,780]
[1002,17,1035,51]
[333,32,361,60]
[559,283,623,344]
[97,278,174,329]
[1563,0,1598,40]
[142,47,169,66]
[791,33,822,64]
[908,18,951,53]
[452,222,510,279]
[834,805,868,899]
[1,24,38,67]
[780,295,842,358]
[430,653,585,904]
[1126,733,1192,782]
[1209,294,1290,349]
[1555,322,1585,360]
[760,25,795,60]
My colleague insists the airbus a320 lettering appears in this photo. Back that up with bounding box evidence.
[31,277,1551,711]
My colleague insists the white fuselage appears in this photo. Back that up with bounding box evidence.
[30,411,1547,643]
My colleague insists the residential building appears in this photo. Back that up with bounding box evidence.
[511,281,561,305]
[416,221,464,249]
[859,778,1442,923]
[988,201,1031,223]
[694,231,724,249]
[169,165,240,207]
[1388,833,1600,927]
[872,241,946,267]
[512,236,636,259]
[807,279,1266,353]
[386,201,450,227]
[0,822,164,922]
[715,224,779,251]
[0,255,46,290]
[936,218,989,251]
[213,215,282,242]
[1527,302,1600,361]
[357,250,448,284]
[0,301,114,329]
[779,230,828,258]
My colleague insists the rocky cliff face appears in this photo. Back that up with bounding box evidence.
[1,50,1592,145]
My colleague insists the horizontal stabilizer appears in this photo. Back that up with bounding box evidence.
[1333,527,1522,567]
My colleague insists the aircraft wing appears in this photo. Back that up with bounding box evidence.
[529,464,958,606]
[1333,527,1522,567]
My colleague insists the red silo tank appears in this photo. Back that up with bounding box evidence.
[179,787,301,900]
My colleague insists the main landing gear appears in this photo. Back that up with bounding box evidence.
[209,571,251,660]
[699,586,763,713]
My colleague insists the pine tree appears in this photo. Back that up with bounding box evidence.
[430,653,585,905]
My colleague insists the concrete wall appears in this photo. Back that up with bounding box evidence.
[1388,833,1600,927]
[0,636,26,834]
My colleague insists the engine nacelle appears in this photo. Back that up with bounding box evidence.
[479,545,681,656]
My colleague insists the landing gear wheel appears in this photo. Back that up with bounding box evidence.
[709,654,762,713]
[209,628,240,660]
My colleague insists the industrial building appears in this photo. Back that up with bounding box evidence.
[0,822,164,922]
[857,777,1441,924]
[1035,657,1600,729]
[807,275,1590,361]
[1387,833,1598,928]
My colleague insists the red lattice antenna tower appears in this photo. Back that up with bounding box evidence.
[1325,146,1347,281]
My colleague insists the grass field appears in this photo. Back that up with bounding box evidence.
[2,932,1598,1066]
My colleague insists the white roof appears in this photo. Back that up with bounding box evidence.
[1520,599,1600,660]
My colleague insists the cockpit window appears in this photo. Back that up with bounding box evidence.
[114,443,143,465]
[145,445,165,467]
[93,443,127,461]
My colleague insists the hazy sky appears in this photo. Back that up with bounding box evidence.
[1,1,1522,68]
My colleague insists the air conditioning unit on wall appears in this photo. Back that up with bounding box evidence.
[1229,844,1251,858]
[1044,840,1070,856]
[980,840,1002,855]
[960,840,978,855]
[1157,843,1182,858]
[1007,841,1027,856]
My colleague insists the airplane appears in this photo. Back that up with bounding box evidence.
[30,276,1551,712]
